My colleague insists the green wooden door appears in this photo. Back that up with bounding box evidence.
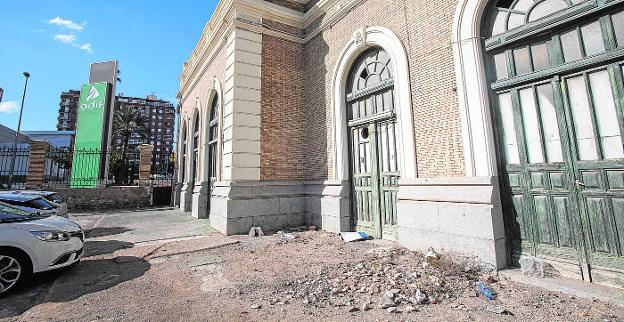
[347,48,399,240]
[486,1,624,287]
[560,64,624,287]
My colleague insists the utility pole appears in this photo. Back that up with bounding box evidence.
[8,72,30,189]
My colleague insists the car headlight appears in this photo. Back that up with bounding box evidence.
[30,231,72,242]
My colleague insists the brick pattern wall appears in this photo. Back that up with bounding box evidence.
[25,141,51,190]
[301,0,465,179]
[261,35,306,180]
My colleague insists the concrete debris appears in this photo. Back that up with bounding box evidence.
[345,305,358,312]
[278,247,479,313]
[248,227,264,237]
[278,232,296,241]
[386,306,400,313]
[486,305,512,315]
[425,248,440,266]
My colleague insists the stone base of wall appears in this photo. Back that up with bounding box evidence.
[192,182,209,219]
[209,181,307,235]
[55,186,151,212]
[186,176,506,269]
[179,183,193,212]
[396,177,506,269]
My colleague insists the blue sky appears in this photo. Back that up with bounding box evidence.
[0,0,218,131]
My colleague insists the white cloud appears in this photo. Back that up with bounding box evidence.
[48,16,85,31]
[53,34,92,53]
[79,43,92,53]
[54,34,76,44]
[0,101,18,114]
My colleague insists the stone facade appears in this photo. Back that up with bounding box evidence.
[177,0,506,269]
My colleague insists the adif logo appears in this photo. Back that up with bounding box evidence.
[86,86,100,101]
[80,85,105,111]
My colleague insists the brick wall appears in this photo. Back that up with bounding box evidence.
[261,35,306,180]
[301,0,466,179]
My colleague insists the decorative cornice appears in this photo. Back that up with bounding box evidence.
[179,0,370,102]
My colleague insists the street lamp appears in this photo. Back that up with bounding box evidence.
[7,72,31,189]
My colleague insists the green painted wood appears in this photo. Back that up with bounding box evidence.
[488,2,624,287]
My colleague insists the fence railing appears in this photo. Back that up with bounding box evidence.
[0,146,30,190]
[0,145,176,190]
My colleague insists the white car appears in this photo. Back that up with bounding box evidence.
[0,202,84,296]
[0,193,63,218]
[8,191,68,218]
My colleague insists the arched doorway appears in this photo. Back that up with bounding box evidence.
[484,0,624,286]
[347,48,400,240]
[206,95,220,212]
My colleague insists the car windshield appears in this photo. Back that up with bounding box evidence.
[0,202,35,223]
[46,194,63,203]
[29,198,55,210]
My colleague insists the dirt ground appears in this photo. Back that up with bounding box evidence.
[1,212,623,321]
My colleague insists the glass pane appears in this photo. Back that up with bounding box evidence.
[499,93,521,164]
[494,53,509,80]
[531,42,550,71]
[536,84,564,163]
[520,88,545,163]
[580,21,606,56]
[508,13,526,30]
[588,70,624,159]
[528,0,568,22]
[613,11,624,47]
[491,10,508,36]
[561,30,583,62]
[567,76,599,160]
[514,47,532,75]
[512,0,533,11]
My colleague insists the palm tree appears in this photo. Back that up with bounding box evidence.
[112,106,149,183]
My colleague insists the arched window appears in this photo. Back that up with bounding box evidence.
[208,96,219,186]
[180,123,187,182]
[484,0,624,284]
[192,113,200,182]
[489,0,591,37]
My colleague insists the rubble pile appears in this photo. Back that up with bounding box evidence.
[276,247,482,313]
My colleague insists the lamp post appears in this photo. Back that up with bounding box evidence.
[7,72,30,189]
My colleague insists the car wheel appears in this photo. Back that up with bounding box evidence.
[0,249,31,296]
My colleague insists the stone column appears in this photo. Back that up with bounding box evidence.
[138,144,154,187]
[209,26,263,233]
[25,140,51,190]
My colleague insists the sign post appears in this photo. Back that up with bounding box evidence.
[71,82,110,188]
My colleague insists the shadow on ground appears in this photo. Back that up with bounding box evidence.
[86,226,133,239]
[84,239,135,257]
[0,240,150,319]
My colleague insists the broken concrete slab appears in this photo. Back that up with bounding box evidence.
[187,255,224,268]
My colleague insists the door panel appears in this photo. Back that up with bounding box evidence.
[351,124,378,236]
[561,64,624,286]
[496,81,584,279]
[378,121,399,239]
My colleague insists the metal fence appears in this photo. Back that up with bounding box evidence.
[0,146,176,190]
[0,146,30,190]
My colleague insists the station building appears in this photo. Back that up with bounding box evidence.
[177,0,624,287]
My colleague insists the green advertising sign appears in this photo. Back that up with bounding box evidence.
[71,82,109,188]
